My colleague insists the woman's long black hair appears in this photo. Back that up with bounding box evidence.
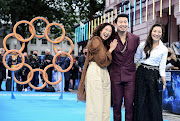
[144,24,163,59]
[92,23,116,50]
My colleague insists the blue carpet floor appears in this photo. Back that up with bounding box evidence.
[0,81,168,121]
[0,91,117,121]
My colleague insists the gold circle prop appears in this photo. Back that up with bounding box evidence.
[13,63,34,84]
[3,33,25,52]
[3,49,25,71]
[2,17,74,90]
[52,52,73,72]
[43,64,62,85]
[29,17,50,38]
[53,36,74,55]
[13,20,35,42]
[27,69,47,90]
[44,23,65,44]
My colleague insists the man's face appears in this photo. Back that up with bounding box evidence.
[1,48,5,54]
[33,51,38,55]
[45,51,50,55]
[115,17,128,32]
[83,49,88,56]
[23,52,27,57]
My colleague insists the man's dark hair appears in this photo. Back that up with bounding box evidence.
[115,14,129,23]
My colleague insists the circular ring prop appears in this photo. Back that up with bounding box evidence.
[28,69,47,90]
[53,36,73,56]
[2,17,74,89]
[3,33,25,52]
[52,52,73,72]
[43,64,62,85]
[13,20,35,42]
[29,17,50,38]
[3,49,25,71]
[44,23,65,44]
[14,63,34,84]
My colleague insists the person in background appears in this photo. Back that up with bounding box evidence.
[78,48,87,86]
[8,52,22,91]
[0,48,6,91]
[64,52,73,92]
[166,47,179,70]
[78,48,87,71]
[54,48,66,92]
[20,52,30,91]
[29,50,41,91]
[42,49,53,86]
[71,59,79,90]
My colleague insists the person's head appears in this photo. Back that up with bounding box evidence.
[92,23,115,49]
[150,24,163,42]
[33,50,38,56]
[93,23,115,41]
[168,48,177,62]
[1,48,5,54]
[57,48,62,53]
[144,24,163,59]
[23,52,28,57]
[0,48,5,55]
[115,14,129,33]
[83,48,88,57]
[45,49,50,55]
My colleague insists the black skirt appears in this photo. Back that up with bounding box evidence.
[133,64,163,121]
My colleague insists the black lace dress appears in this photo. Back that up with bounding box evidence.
[133,65,163,121]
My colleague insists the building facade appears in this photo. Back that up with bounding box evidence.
[105,0,180,54]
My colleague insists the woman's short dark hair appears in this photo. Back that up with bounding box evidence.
[92,23,116,50]
[115,14,129,23]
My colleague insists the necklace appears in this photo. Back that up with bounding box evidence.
[121,40,127,53]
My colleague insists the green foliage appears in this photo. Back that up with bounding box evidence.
[0,0,105,46]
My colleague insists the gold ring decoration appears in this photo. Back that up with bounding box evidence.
[14,63,34,84]
[52,52,73,72]
[53,36,73,55]
[44,23,65,44]
[29,17,50,38]
[28,69,47,90]
[13,20,35,42]
[3,33,25,52]
[43,64,62,85]
[3,49,25,71]
[2,17,74,89]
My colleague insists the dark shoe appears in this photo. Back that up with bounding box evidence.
[0,89,4,91]
[65,90,70,92]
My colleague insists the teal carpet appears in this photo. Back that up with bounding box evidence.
[0,81,168,121]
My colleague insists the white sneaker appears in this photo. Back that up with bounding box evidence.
[24,88,27,92]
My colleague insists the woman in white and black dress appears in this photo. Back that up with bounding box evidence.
[134,24,168,121]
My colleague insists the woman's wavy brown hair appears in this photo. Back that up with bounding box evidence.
[144,24,163,59]
[92,23,115,50]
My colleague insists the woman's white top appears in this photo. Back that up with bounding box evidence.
[134,40,168,77]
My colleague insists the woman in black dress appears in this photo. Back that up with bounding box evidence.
[134,24,168,121]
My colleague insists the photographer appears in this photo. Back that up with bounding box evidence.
[29,50,41,91]
[42,49,53,86]
[7,52,21,91]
